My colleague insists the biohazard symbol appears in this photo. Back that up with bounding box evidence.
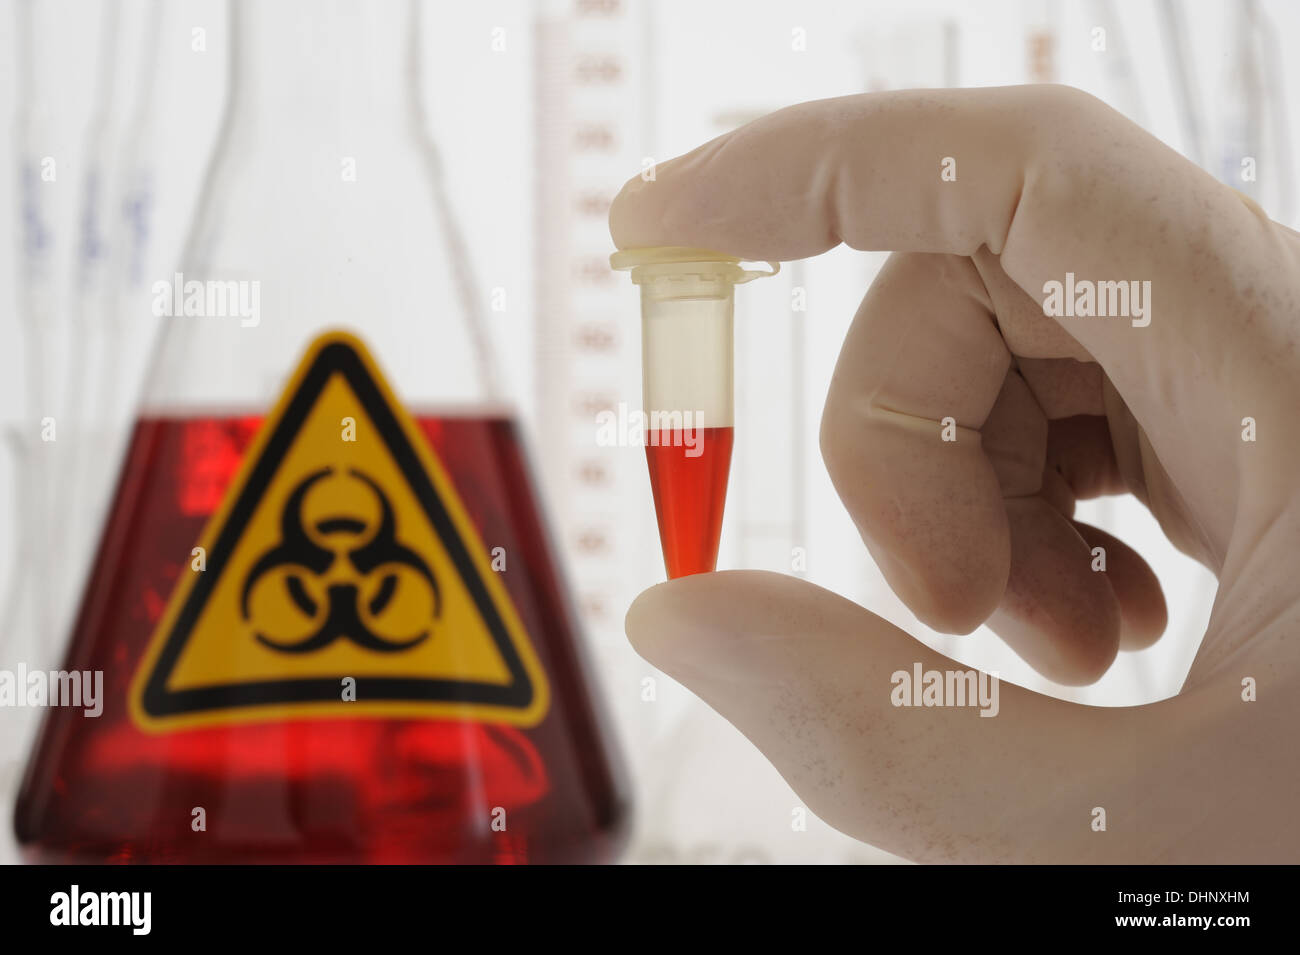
[130,331,550,732]
[241,467,440,655]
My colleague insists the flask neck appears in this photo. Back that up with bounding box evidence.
[228,0,416,137]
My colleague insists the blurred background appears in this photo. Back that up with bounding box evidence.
[0,0,1294,863]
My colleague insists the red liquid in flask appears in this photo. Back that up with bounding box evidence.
[14,415,629,863]
[644,427,734,578]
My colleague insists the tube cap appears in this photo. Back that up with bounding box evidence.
[610,246,780,285]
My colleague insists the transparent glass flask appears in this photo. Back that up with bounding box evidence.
[15,0,629,863]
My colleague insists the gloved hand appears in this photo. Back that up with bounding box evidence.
[609,85,1300,863]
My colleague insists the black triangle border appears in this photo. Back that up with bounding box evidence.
[140,340,535,719]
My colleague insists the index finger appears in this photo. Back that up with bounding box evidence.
[609,85,1276,423]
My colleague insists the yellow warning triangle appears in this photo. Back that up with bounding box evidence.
[130,331,550,732]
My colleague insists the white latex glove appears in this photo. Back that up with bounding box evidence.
[609,86,1300,863]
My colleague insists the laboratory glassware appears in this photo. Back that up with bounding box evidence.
[15,0,629,864]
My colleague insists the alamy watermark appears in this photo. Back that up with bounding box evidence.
[50,885,151,935]
[152,271,261,327]
[0,665,103,717]
[1042,272,1151,328]
[891,662,999,717]
[595,402,707,458]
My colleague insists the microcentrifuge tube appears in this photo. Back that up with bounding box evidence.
[611,248,778,579]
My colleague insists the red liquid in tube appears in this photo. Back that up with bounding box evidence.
[644,426,734,578]
[14,415,628,863]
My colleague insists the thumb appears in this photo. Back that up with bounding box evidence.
[627,571,1174,863]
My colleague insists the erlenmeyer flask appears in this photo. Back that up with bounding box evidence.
[15,0,629,864]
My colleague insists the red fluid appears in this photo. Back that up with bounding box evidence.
[14,415,629,863]
[644,427,734,579]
